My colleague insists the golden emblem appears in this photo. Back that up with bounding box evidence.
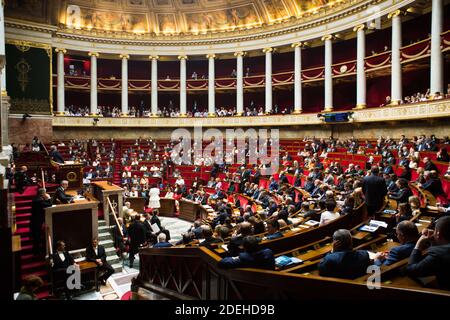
[67,171,77,182]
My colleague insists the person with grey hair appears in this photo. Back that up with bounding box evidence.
[54,180,73,204]
[153,233,173,248]
[318,229,370,279]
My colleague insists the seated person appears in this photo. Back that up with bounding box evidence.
[227,222,253,257]
[374,221,419,266]
[198,225,223,249]
[153,233,173,248]
[218,236,275,270]
[319,200,340,226]
[53,180,74,204]
[85,238,115,285]
[389,178,413,204]
[264,219,283,240]
[318,229,370,279]
[405,216,450,290]
[51,240,78,299]
[16,275,44,300]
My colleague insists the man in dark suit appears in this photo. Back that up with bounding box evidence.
[420,171,445,197]
[54,180,73,204]
[14,166,32,194]
[85,238,115,285]
[198,226,223,249]
[218,236,275,270]
[374,221,419,266]
[388,178,413,204]
[423,157,439,173]
[49,145,64,164]
[318,229,370,279]
[127,215,147,268]
[405,216,450,290]
[31,188,52,255]
[362,166,387,217]
[113,217,128,258]
[143,213,158,245]
[227,222,253,257]
[51,240,77,299]
[151,209,171,241]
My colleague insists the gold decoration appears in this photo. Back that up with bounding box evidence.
[15,58,31,92]
[67,171,77,182]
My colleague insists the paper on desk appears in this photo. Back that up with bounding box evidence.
[151,223,160,233]
[369,220,388,228]
[367,251,377,260]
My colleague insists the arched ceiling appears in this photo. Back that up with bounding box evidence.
[6,0,355,36]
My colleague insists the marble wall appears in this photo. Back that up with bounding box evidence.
[9,116,53,146]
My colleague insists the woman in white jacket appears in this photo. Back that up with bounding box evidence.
[148,184,160,209]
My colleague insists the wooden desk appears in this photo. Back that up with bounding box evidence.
[78,261,99,292]
[55,162,84,189]
[45,193,99,256]
[91,181,123,226]
[160,198,176,217]
[179,199,207,222]
[125,197,146,213]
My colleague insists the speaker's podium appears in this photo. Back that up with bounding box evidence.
[45,190,99,255]
[52,161,84,189]
[91,181,124,227]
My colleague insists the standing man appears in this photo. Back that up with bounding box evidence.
[31,188,52,255]
[362,166,387,217]
[127,215,147,268]
[85,238,115,285]
[14,166,32,194]
[49,145,65,164]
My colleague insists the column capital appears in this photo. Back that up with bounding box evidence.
[353,24,365,32]
[234,51,246,57]
[291,42,303,48]
[206,53,216,59]
[321,34,334,41]
[262,47,273,53]
[88,52,99,57]
[119,54,130,60]
[178,55,188,60]
[388,10,404,19]
[149,55,159,60]
[55,48,67,54]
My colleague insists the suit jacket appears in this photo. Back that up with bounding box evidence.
[50,150,64,164]
[86,245,107,265]
[425,161,439,173]
[54,186,73,204]
[52,251,75,271]
[390,187,413,204]
[376,242,416,266]
[113,223,128,248]
[150,215,162,231]
[318,250,370,279]
[362,174,387,207]
[421,179,445,196]
[153,242,173,248]
[31,196,52,231]
[128,221,147,246]
[405,244,450,290]
[228,235,245,257]
[218,248,275,270]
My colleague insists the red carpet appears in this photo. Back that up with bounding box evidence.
[14,185,50,299]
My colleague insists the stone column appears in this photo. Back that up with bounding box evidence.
[120,54,129,116]
[235,51,244,115]
[322,35,333,111]
[354,24,366,109]
[207,54,216,116]
[178,55,187,116]
[292,43,303,113]
[55,48,66,115]
[88,52,99,116]
[263,47,273,113]
[150,55,159,116]
[430,0,443,97]
[389,10,403,105]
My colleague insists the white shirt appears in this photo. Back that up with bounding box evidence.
[58,252,65,262]
[320,210,340,225]
[176,178,185,186]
